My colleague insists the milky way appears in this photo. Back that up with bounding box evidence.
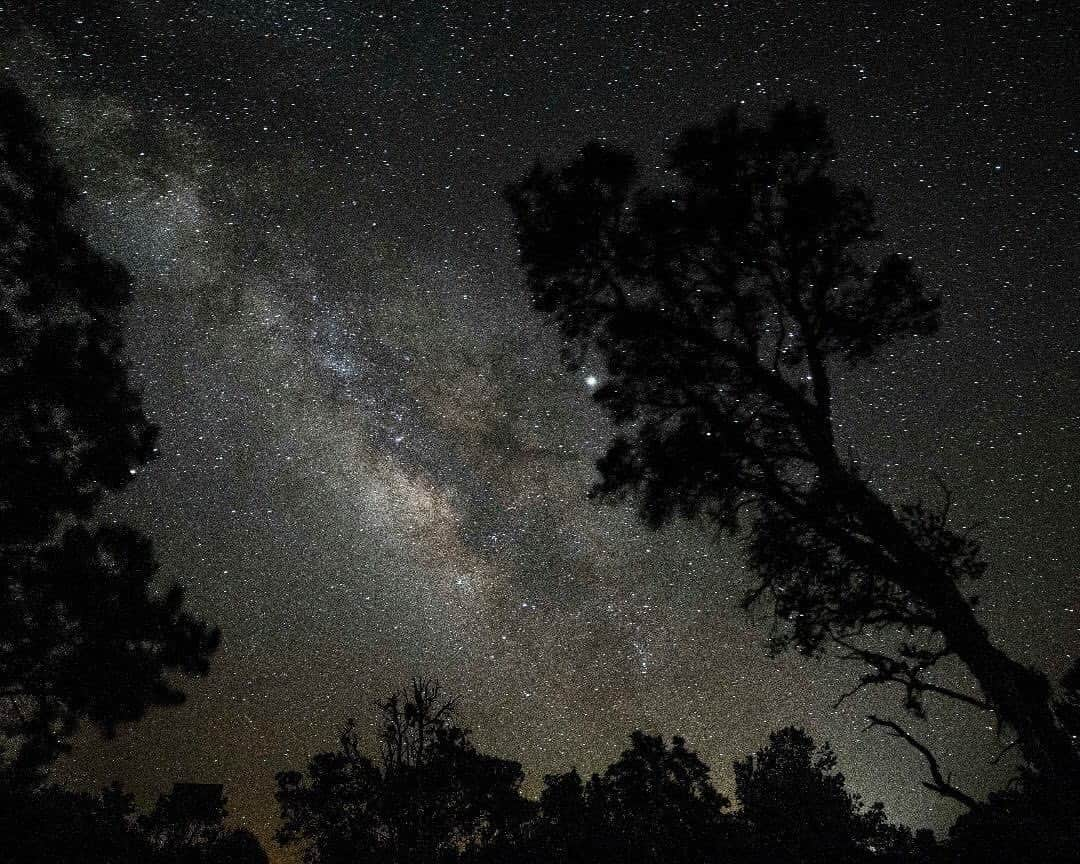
[4,2,1078,857]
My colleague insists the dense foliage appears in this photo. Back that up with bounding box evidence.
[0,773,267,864]
[275,680,532,864]
[0,83,218,770]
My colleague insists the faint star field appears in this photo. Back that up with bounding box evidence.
[3,1,1078,858]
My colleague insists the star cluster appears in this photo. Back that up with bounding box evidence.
[3,1,1078,856]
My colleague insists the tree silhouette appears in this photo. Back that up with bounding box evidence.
[275,679,533,864]
[0,778,146,863]
[734,726,908,863]
[1054,657,1080,743]
[144,783,268,864]
[947,783,1080,864]
[506,103,1079,785]
[144,783,229,853]
[573,731,731,864]
[275,722,384,864]
[940,660,1080,864]
[529,768,591,864]
[201,829,269,864]
[525,725,931,864]
[0,776,267,864]
[0,82,218,769]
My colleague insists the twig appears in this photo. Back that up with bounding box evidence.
[928,470,953,520]
[989,739,1019,766]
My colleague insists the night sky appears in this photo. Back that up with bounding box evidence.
[3,1,1078,857]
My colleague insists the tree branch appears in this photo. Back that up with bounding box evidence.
[866,715,978,809]
[832,636,990,716]
[989,739,1020,766]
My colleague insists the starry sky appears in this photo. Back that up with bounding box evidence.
[3,1,1078,857]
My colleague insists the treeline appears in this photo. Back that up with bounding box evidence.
[0,772,265,864]
[272,680,1078,864]
[273,679,927,864]
[4,678,1076,863]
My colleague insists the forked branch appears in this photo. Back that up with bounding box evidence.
[866,715,978,810]
[833,636,991,716]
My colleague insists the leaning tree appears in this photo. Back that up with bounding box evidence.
[506,103,1079,788]
[0,83,218,771]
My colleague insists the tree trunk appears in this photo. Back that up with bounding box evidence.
[854,485,1080,787]
[920,577,1079,786]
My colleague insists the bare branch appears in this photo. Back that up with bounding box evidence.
[832,636,990,716]
[928,470,953,521]
[989,739,1020,766]
[866,715,978,810]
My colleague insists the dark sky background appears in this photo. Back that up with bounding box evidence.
[3,1,1078,859]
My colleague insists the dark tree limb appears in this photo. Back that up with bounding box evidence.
[989,739,1020,766]
[832,636,991,716]
[866,715,978,810]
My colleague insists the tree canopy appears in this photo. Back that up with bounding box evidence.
[0,82,218,770]
[507,102,1080,787]
[533,731,730,864]
[0,776,267,864]
[734,726,919,863]
[275,679,533,864]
